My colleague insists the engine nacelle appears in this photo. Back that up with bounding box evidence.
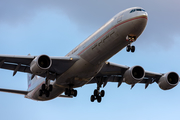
[124,66,145,85]
[30,55,52,75]
[158,72,179,90]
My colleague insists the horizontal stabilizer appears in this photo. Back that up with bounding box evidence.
[0,88,28,95]
[58,95,73,98]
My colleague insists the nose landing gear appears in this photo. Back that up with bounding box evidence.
[126,35,136,42]
[126,35,136,53]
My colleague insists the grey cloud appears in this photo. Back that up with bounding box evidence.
[0,0,180,49]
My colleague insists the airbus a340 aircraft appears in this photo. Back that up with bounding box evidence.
[0,7,179,103]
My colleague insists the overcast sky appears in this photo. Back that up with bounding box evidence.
[0,0,180,120]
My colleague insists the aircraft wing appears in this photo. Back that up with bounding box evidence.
[0,54,79,80]
[88,62,175,89]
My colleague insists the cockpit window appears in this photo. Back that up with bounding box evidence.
[130,9,145,13]
[130,9,135,13]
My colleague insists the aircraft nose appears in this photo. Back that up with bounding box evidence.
[136,11,148,20]
[143,12,148,19]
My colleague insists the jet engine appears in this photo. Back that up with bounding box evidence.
[158,72,179,90]
[124,66,145,85]
[30,55,52,75]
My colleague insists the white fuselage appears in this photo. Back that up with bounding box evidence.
[26,7,148,101]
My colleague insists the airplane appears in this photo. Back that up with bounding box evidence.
[0,7,179,103]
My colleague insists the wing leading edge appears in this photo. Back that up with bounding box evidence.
[0,54,79,80]
[89,62,179,90]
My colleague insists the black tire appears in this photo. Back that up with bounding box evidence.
[126,45,131,52]
[90,95,95,102]
[39,90,43,96]
[73,90,77,97]
[68,89,71,96]
[131,46,135,52]
[65,88,69,95]
[49,85,53,92]
[45,91,50,97]
[42,84,46,91]
[97,95,102,103]
[101,90,105,97]
[94,89,98,96]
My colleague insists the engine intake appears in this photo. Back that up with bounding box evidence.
[30,55,52,75]
[124,66,145,85]
[158,72,179,90]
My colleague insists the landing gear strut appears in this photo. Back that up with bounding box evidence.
[90,77,105,103]
[64,85,77,97]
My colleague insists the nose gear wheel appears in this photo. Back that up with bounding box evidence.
[126,45,135,53]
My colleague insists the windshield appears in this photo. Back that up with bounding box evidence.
[130,9,145,13]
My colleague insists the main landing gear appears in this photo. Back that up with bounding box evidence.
[39,84,53,97]
[90,77,105,103]
[90,89,105,103]
[39,77,53,97]
[65,88,77,97]
[64,85,77,97]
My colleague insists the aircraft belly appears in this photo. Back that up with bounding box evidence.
[29,85,65,101]
[54,58,103,88]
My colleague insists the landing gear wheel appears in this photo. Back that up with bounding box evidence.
[42,84,45,91]
[91,95,95,102]
[131,46,135,52]
[94,89,98,96]
[49,85,53,92]
[97,95,102,103]
[100,90,105,97]
[68,89,71,96]
[65,88,69,95]
[73,90,77,97]
[65,87,78,97]
[90,77,107,103]
[126,45,135,53]
[39,90,43,96]
[45,91,50,97]
[126,45,131,52]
